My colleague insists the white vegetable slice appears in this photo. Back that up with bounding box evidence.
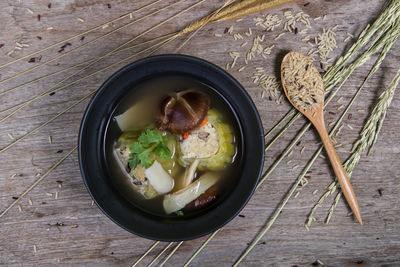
[163,172,218,214]
[181,159,200,188]
[145,161,174,194]
[114,98,155,131]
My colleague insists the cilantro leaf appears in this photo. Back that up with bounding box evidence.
[129,142,144,153]
[128,129,171,169]
[139,150,153,168]
[175,210,184,216]
[128,154,139,169]
[154,141,171,159]
[138,129,163,146]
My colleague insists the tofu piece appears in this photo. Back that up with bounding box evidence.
[179,122,219,159]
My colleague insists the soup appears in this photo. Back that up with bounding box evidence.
[105,75,242,216]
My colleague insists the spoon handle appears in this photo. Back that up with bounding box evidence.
[316,122,363,225]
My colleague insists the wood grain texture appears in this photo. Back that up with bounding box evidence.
[0,0,399,266]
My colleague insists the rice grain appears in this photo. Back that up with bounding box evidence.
[281,52,324,111]
[228,25,234,34]
[274,32,285,40]
[7,133,14,140]
[254,14,282,31]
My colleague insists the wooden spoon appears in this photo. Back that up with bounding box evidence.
[281,51,363,225]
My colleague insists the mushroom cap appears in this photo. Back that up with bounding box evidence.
[157,90,210,134]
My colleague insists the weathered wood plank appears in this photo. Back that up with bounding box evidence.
[0,0,399,266]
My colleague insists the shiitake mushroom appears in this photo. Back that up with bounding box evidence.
[183,185,220,211]
[157,90,210,134]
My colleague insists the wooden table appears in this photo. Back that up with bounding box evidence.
[1,0,399,266]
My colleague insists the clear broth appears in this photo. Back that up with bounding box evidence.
[105,75,242,216]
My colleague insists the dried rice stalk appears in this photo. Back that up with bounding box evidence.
[179,0,296,35]
[306,26,400,226]
[211,0,260,22]
[231,2,400,265]
[217,0,296,22]
[325,69,400,223]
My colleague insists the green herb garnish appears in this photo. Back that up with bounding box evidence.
[128,129,171,169]
[175,210,184,216]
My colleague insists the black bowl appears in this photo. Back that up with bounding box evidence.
[78,54,264,241]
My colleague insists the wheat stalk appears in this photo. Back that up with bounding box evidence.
[0,0,204,124]
[0,32,175,99]
[232,2,400,266]
[0,0,166,71]
[147,242,175,267]
[178,2,400,267]
[0,1,168,86]
[159,242,183,267]
[0,34,182,218]
[130,1,400,265]
[325,68,400,223]
[306,29,400,226]
[0,0,206,219]
[0,146,77,218]
[1,0,398,265]
[0,91,96,153]
[262,0,400,153]
[131,241,160,267]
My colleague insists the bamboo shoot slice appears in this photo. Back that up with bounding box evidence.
[114,98,155,131]
[163,172,219,214]
[181,159,200,188]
